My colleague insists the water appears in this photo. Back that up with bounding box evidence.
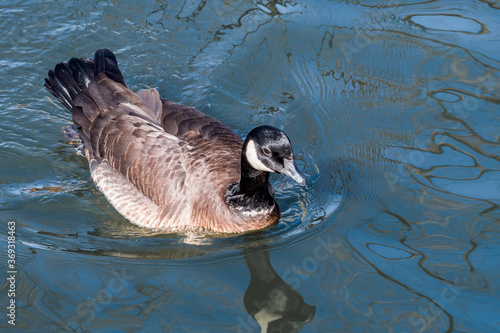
[1,0,499,332]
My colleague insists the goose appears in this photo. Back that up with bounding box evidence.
[44,49,306,234]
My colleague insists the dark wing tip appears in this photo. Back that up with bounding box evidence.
[93,48,126,87]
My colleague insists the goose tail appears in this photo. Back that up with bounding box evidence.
[44,48,126,111]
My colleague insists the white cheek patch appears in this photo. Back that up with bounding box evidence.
[254,307,282,333]
[245,140,274,173]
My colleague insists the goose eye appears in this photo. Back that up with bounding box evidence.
[262,147,272,156]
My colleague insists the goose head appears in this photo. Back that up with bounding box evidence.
[242,126,306,186]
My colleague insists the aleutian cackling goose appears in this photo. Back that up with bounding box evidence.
[44,49,306,234]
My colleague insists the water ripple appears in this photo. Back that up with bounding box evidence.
[1,0,500,331]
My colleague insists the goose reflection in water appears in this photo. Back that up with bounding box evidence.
[86,234,316,332]
[243,245,316,332]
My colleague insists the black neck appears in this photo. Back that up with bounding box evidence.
[225,153,275,212]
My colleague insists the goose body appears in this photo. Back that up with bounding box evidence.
[45,49,305,234]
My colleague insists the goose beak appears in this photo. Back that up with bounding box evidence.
[282,158,306,186]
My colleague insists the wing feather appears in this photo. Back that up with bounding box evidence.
[72,74,187,209]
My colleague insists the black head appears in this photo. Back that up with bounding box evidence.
[243,126,306,186]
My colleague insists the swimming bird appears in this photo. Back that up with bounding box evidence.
[44,49,306,234]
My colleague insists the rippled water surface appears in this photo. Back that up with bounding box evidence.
[1,0,499,332]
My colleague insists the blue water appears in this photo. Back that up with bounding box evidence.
[1,0,499,332]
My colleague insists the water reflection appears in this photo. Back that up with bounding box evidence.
[408,14,485,34]
[243,245,316,332]
[64,237,316,332]
[1,0,500,331]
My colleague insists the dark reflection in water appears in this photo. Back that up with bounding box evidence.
[243,245,316,332]
[1,0,500,332]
